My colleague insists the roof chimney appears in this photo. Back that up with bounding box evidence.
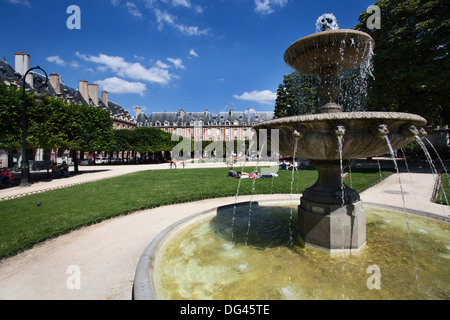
[135,106,142,117]
[78,80,89,105]
[15,53,24,76]
[178,109,185,118]
[102,91,108,108]
[49,73,61,95]
[15,52,32,87]
[88,83,99,106]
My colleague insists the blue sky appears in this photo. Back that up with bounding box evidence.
[1,0,375,116]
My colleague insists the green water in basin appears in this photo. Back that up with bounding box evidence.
[155,203,449,300]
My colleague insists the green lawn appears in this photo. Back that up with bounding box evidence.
[435,174,450,205]
[0,166,391,257]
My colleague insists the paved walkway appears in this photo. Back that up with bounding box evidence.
[0,161,448,300]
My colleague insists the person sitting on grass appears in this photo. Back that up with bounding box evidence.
[239,170,261,179]
[52,163,62,179]
[228,167,249,178]
[0,168,12,188]
[61,161,70,177]
[261,172,279,179]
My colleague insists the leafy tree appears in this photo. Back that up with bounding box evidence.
[274,72,320,118]
[27,95,73,151]
[131,127,176,154]
[355,0,449,125]
[65,104,113,172]
[0,84,33,151]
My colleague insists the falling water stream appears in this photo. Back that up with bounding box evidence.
[245,140,266,246]
[415,136,439,178]
[231,139,255,241]
[423,138,449,206]
[425,137,449,181]
[338,135,347,298]
[385,136,421,293]
[415,136,449,207]
[288,139,299,247]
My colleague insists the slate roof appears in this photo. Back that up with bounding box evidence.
[137,110,274,127]
[0,59,20,82]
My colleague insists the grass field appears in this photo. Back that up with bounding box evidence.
[435,174,450,205]
[0,166,391,257]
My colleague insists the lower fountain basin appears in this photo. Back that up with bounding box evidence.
[253,112,427,160]
[133,200,450,300]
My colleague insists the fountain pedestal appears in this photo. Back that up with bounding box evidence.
[299,199,366,252]
[298,160,366,252]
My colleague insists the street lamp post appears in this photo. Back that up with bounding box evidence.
[20,66,48,187]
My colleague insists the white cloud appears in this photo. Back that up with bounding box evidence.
[172,0,191,8]
[47,56,81,69]
[47,56,67,66]
[167,58,185,69]
[94,77,147,96]
[76,52,174,85]
[126,1,143,18]
[154,9,209,36]
[189,49,199,58]
[233,90,277,105]
[254,0,288,15]
[156,60,170,69]
[8,0,31,7]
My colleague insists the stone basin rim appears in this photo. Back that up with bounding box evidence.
[253,112,427,128]
[132,199,448,300]
[285,29,375,49]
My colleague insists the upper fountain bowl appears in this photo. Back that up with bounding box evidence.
[253,112,427,160]
[284,29,375,76]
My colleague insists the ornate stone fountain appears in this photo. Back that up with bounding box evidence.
[254,17,427,252]
[133,16,448,301]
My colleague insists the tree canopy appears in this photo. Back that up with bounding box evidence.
[355,0,449,125]
[274,72,319,118]
[274,0,449,125]
[0,84,113,152]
